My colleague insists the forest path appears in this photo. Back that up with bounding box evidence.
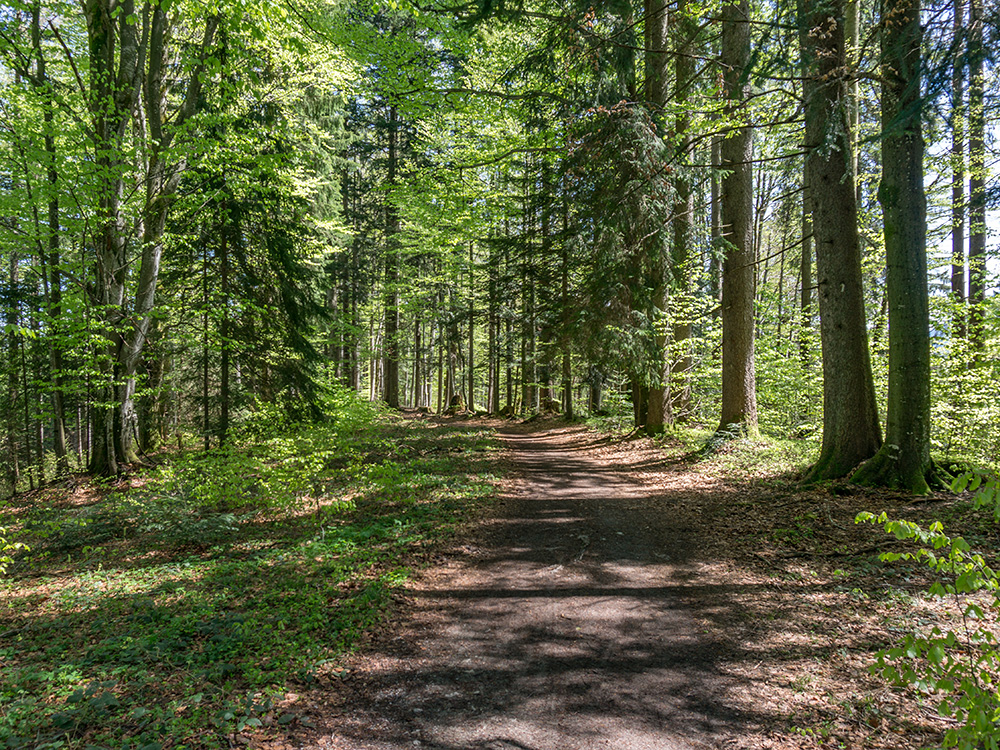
[317,422,763,750]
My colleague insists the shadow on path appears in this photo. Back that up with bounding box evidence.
[322,425,778,750]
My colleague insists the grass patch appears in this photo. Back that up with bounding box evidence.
[660,426,815,482]
[0,393,497,749]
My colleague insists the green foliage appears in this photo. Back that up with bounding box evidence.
[755,332,823,441]
[856,471,1000,749]
[0,527,27,576]
[929,299,1000,471]
[0,403,497,748]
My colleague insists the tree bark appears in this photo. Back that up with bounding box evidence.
[852,0,934,493]
[670,0,696,421]
[85,3,217,474]
[967,0,985,352]
[717,0,758,435]
[846,0,860,197]
[799,146,814,365]
[468,242,475,411]
[383,104,401,408]
[5,253,21,494]
[800,0,883,482]
[561,194,573,420]
[219,200,230,445]
[643,0,672,435]
[950,0,966,338]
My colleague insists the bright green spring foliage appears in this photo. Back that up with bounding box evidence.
[0,528,26,576]
[856,472,1000,749]
[0,389,497,749]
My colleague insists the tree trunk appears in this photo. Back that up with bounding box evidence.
[5,253,21,493]
[799,151,814,365]
[202,238,211,451]
[350,246,361,391]
[413,312,423,408]
[561,201,573,420]
[589,366,604,415]
[632,376,649,428]
[852,0,934,493]
[467,242,475,411]
[671,0,696,421]
[846,0,861,198]
[219,201,230,445]
[717,0,758,435]
[950,0,966,339]
[383,105,400,408]
[800,0,883,482]
[643,0,672,435]
[437,316,444,414]
[710,136,722,308]
[86,3,217,474]
[967,0,985,352]
[20,331,33,490]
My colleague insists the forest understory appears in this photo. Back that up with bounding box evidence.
[3,411,995,750]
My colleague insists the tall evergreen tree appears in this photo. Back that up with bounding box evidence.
[717,0,758,436]
[852,0,935,493]
[800,0,882,482]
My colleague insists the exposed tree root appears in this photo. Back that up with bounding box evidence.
[850,446,951,495]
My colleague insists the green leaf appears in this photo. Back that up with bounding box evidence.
[953,473,971,493]
[929,645,945,665]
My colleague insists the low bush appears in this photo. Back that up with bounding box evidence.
[857,471,1000,750]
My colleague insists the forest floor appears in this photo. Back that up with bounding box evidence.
[284,418,993,750]
[3,414,995,749]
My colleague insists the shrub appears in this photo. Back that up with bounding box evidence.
[857,471,1000,749]
[0,526,27,575]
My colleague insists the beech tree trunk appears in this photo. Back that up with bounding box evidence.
[86,3,217,474]
[852,0,934,493]
[467,242,475,411]
[717,0,758,435]
[800,0,883,482]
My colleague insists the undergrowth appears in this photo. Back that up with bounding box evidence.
[0,388,498,749]
[858,471,1000,749]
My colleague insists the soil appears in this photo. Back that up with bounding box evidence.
[272,420,986,750]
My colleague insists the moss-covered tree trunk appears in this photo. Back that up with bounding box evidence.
[851,0,934,493]
[800,0,883,482]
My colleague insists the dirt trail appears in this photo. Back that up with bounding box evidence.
[319,424,758,750]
